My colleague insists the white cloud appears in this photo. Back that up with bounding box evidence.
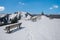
[50,7,53,10]
[19,2,25,5]
[0,6,5,11]
[49,5,59,10]
[53,5,59,8]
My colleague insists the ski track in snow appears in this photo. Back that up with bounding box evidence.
[0,16,60,40]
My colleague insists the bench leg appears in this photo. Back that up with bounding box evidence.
[17,25,20,29]
[19,24,20,29]
[7,29,10,33]
[18,23,22,29]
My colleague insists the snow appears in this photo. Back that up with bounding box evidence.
[20,11,27,20]
[0,14,7,18]
[9,14,17,20]
[0,15,60,40]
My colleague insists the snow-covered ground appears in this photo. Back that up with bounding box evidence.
[0,15,60,40]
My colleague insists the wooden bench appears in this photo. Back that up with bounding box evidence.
[4,23,22,33]
[30,16,38,22]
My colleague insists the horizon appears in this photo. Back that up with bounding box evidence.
[0,0,60,14]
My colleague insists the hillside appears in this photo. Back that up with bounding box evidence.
[0,15,60,40]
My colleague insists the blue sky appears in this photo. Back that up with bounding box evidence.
[0,0,60,14]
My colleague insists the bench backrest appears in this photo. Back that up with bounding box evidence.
[5,23,22,30]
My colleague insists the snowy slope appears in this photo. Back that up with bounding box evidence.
[0,15,60,40]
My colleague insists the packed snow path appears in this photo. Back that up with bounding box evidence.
[0,16,60,40]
